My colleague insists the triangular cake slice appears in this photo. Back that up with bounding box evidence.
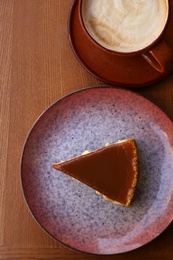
[52,138,139,206]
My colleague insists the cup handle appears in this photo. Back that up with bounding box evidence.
[141,39,173,73]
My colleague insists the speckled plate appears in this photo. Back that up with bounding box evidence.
[21,86,173,255]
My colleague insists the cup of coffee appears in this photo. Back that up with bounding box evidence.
[79,0,173,73]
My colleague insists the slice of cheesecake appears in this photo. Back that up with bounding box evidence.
[52,138,139,207]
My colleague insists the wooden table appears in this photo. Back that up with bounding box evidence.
[0,1,173,259]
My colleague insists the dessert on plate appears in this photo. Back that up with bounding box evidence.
[52,138,139,207]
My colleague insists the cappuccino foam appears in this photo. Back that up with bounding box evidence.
[82,0,168,53]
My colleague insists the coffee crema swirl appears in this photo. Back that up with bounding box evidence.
[82,0,168,53]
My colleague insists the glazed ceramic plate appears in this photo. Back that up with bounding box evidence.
[21,87,173,255]
[68,0,173,87]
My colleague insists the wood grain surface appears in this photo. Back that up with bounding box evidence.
[0,1,173,259]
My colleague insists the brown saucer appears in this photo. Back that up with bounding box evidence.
[68,0,173,88]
